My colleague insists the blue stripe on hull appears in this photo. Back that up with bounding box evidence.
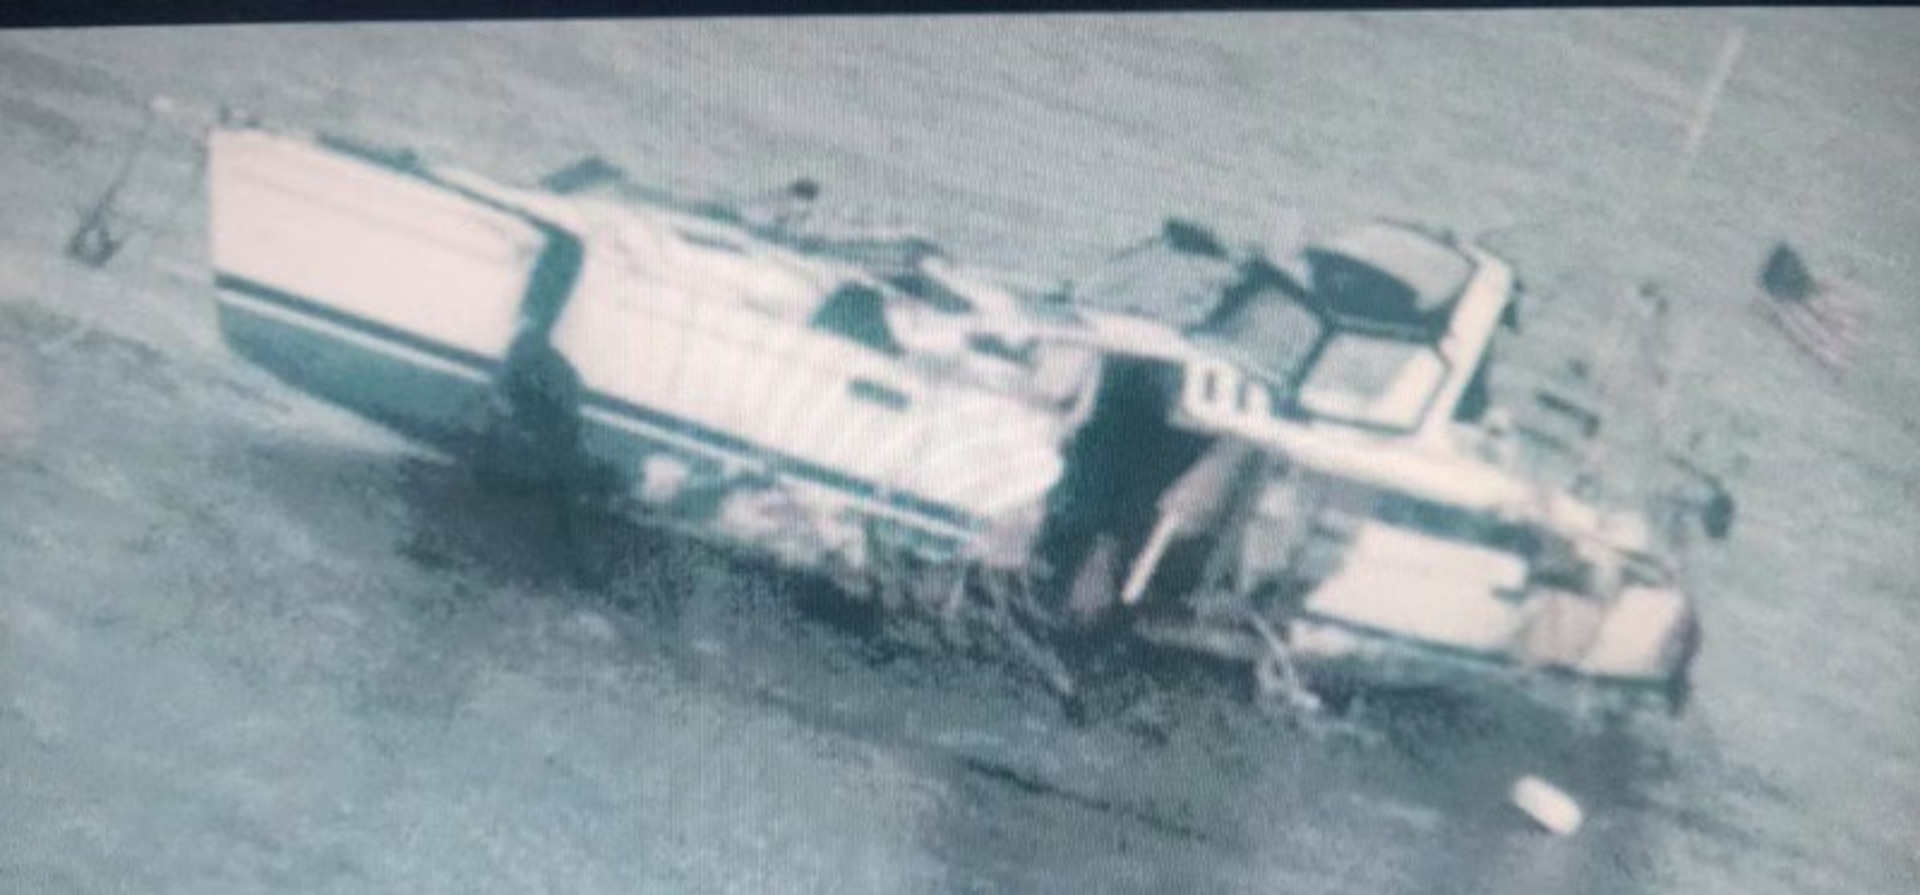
[216,293,496,454]
[213,272,987,541]
[216,273,500,377]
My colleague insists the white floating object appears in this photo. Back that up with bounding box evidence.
[1510,775,1584,836]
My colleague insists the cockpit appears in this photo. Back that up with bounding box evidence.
[1078,218,1470,436]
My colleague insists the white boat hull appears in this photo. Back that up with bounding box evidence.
[210,129,554,448]
[207,127,1068,563]
[1287,603,1697,714]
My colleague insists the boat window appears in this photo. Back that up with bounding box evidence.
[1308,225,1472,321]
[885,269,975,314]
[1190,285,1325,384]
[1311,256,1421,323]
[1372,491,1537,555]
[967,332,1034,366]
[1294,334,1447,432]
[1076,238,1242,320]
[809,283,906,357]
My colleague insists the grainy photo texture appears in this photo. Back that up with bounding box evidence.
[2,10,1916,894]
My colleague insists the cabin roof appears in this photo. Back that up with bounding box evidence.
[1311,224,1474,310]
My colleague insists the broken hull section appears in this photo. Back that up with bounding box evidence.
[205,126,1045,570]
[1287,614,1692,715]
[1126,424,1702,718]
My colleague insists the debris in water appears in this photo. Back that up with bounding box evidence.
[1666,452,1738,542]
[66,205,124,268]
[1510,775,1584,836]
[66,102,165,269]
[1761,242,1815,303]
[1754,241,1863,374]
